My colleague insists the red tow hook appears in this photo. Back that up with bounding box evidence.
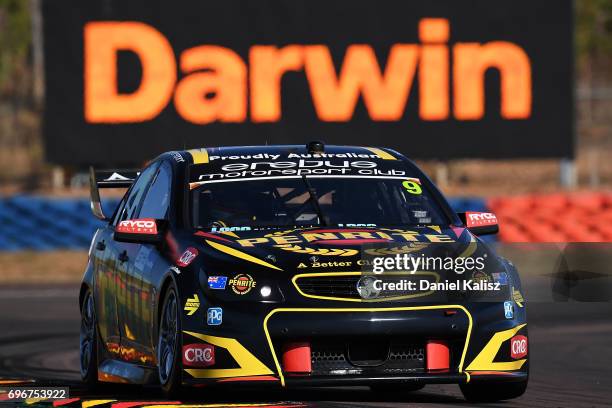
[282,341,312,375]
[426,340,450,371]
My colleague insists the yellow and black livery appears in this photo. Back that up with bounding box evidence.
[79,143,528,402]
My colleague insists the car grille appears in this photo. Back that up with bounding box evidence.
[310,339,425,376]
[294,273,437,300]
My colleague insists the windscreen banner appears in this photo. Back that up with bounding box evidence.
[42,0,573,166]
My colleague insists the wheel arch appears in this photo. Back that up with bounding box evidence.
[157,272,179,328]
[79,282,91,311]
[79,257,95,311]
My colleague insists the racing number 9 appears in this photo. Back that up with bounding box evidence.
[402,180,422,195]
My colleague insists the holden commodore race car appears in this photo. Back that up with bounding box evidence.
[81,142,528,401]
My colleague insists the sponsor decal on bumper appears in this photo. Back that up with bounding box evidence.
[182,344,215,367]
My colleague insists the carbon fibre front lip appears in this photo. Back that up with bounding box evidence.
[285,371,528,386]
[181,371,528,388]
[285,373,468,386]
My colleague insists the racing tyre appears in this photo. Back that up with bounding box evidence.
[79,290,98,387]
[158,284,182,397]
[459,379,528,402]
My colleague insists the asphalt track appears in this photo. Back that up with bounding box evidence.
[0,285,610,407]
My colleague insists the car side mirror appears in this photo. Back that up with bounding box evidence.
[457,211,499,236]
[114,218,168,244]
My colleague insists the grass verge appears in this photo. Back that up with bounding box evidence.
[0,250,87,284]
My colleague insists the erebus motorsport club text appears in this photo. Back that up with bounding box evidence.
[197,159,407,180]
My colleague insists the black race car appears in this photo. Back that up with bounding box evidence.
[80,142,528,401]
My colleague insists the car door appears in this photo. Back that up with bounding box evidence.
[110,162,160,363]
[126,160,174,359]
[92,218,121,356]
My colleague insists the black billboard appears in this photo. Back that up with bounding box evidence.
[43,0,573,166]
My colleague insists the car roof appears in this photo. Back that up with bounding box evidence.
[155,144,460,227]
[176,144,405,163]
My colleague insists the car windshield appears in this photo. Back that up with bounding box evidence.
[191,176,448,229]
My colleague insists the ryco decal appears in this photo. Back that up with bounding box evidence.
[116,218,157,234]
[465,212,498,228]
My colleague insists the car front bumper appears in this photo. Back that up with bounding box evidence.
[180,302,529,387]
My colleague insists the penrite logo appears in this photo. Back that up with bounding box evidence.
[228,274,256,295]
[84,18,531,125]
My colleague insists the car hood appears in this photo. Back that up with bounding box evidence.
[190,226,499,277]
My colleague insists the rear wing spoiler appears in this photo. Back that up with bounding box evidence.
[89,167,140,221]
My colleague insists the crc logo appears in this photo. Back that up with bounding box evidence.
[117,218,157,234]
[177,247,199,267]
[182,344,215,367]
[356,276,381,300]
[510,335,528,359]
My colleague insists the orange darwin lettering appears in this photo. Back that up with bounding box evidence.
[304,44,418,121]
[174,46,247,124]
[419,18,450,120]
[84,22,176,123]
[453,42,532,120]
[250,45,304,122]
[83,19,532,124]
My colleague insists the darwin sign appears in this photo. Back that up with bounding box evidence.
[43,0,573,165]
